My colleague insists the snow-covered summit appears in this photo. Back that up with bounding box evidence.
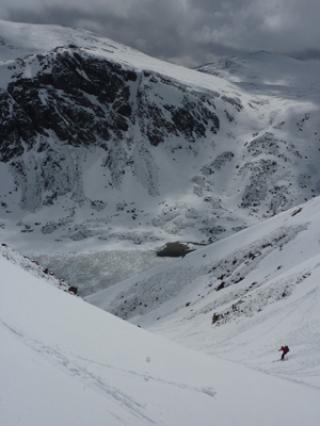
[0,19,234,93]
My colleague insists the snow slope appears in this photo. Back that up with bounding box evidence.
[88,195,320,389]
[3,246,320,425]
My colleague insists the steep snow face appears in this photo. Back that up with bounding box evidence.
[0,21,320,254]
[1,246,320,426]
[88,195,320,388]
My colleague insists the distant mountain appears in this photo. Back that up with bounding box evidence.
[291,49,320,61]
[1,21,320,294]
[197,49,320,95]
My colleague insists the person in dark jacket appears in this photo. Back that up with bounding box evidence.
[279,345,290,360]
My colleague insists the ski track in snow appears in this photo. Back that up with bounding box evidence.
[0,316,216,423]
[74,354,216,398]
[0,318,156,424]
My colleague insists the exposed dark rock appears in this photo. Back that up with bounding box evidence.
[211,312,224,325]
[68,286,78,295]
[0,46,226,218]
[0,48,221,162]
[291,207,303,217]
[156,241,194,257]
[221,95,243,112]
[216,282,225,291]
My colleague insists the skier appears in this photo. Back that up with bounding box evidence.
[279,345,290,360]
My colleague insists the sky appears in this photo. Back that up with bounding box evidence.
[1,0,320,65]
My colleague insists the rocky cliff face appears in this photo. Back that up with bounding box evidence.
[0,45,222,210]
[1,48,220,159]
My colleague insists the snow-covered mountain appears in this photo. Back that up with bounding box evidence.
[2,21,320,424]
[88,194,320,389]
[0,20,241,244]
[1,21,320,296]
[1,245,320,425]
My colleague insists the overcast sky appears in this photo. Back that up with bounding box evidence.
[1,0,320,65]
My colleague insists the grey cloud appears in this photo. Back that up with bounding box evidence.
[1,0,320,65]
[5,1,192,59]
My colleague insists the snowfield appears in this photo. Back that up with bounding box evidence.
[1,247,320,425]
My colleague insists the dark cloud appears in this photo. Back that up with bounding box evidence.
[1,0,320,65]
